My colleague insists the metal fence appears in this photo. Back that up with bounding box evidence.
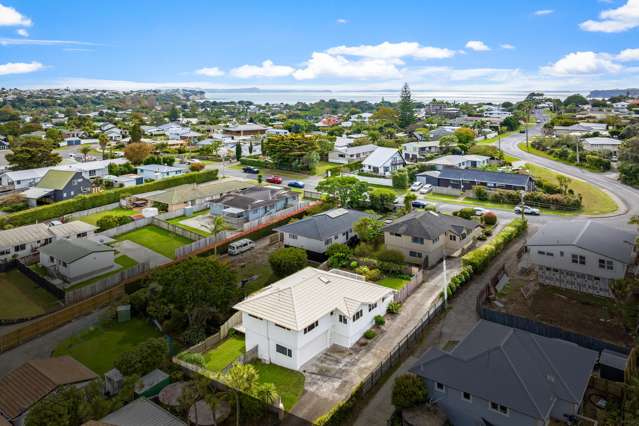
[64,262,150,304]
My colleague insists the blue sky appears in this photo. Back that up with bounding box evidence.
[0,0,638,91]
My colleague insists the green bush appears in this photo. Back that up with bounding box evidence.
[377,248,405,265]
[239,157,274,168]
[374,315,385,326]
[177,352,205,367]
[96,214,132,232]
[387,301,401,314]
[114,337,168,376]
[327,243,352,268]
[0,169,218,229]
[473,186,488,201]
[392,373,428,409]
[269,247,308,278]
[455,207,476,220]
[364,329,377,339]
[391,169,409,189]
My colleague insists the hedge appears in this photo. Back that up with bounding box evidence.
[239,157,274,168]
[0,169,219,229]
[486,189,581,210]
[461,218,527,273]
[325,161,362,177]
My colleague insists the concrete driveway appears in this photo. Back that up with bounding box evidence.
[112,240,171,268]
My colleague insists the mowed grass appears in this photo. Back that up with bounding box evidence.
[251,361,305,410]
[0,269,59,319]
[53,318,162,374]
[114,225,192,258]
[78,207,137,226]
[377,275,411,290]
[203,335,246,372]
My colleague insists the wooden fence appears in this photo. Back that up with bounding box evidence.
[182,311,243,354]
[64,262,150,304]
[98,217,153,237]
[151,217,201,241]
[394,269,424,303]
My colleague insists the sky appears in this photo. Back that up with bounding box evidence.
[0,0,638,92]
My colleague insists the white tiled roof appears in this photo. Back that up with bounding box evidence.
[233,267,394,330]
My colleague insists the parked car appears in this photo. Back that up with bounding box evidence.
[411,200,430,209]
[266,175,283,184]
[473,207,490,216]
[287,180,305,188]
[228,238,256,255]
[514,205,540,215]
[419,184,433,194]
[410,182,424,192]
[242,166,259,174]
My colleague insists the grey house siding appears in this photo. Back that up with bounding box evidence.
[418,174,533,192]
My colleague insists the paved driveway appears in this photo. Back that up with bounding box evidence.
[112,240,171,268]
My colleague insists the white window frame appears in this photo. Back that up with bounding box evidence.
[435,382,445,392]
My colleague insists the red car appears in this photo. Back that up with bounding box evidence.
[266,175,283,184]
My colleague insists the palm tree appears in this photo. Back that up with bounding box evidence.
[79,145,92,162]
[98,133,109,160]
[206,216,231,255]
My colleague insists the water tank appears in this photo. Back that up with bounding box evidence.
[142,207,159,218]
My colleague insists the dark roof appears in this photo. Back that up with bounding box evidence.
[100,397,186,426]
[418,167,533,187]
[217,186,297,210]
[410,320,597,420]
[40,238,115,263]
[0,356,97,420]
[383,211,479,240]
[274,208,371,240]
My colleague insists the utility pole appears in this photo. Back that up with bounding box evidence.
[520,190,526,221]
[576,138,580,164]
[442,257,448,309]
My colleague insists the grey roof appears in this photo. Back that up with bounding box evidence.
[100,397,186,426]
[527,221,636,264]
[583,137,621,146]
[418,167,533,187]
[362,147,403,167]
[217,186,296,210]
[383,211,479,240]
[410,320,597,420]
[136,164,183,173]
[136,369,169,394]
[39,238,114,263]
[600,349,628,370]
[274,208,371,240]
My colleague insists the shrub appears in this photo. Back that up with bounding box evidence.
[369,188,396,213]
[391,169,409,189]
[364,329,377,339]
[327,243,352,268]
[353,243,376,258]
[473,186,488,201]
[114,337,168,376]
[96,214,132,232]
[387,301,401,314]
[377,248,405,265]
[190,162,205,172]
[128,288,149,315]
[181,326,207,346]
[239,157,274,168]
[364,268,382,281]
[269,247,308,278]
[482,211,497,226]
[178,352,205,367]
[455,207,476,220]
[374,315,385,326]
[462,218,527,272]
[392,373,428,409]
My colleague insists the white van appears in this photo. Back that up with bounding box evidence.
[228,238,255,256]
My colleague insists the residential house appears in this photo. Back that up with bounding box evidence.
[97,397,186,426]
[275,208,371,258]
[554,122,608,136]
[428,126,459,140]
[103,174,144,187]
[210,185,299,225]
[0,221,97,262]
[0,356,97,425]
[402,141,442,162]
[613,101,630,113]
[416,167,535,192]
[328,144,377,164]
[265,128,289,136]
[22,170,91,207]
[0,140,9,150]
[222,123,268,137]
[40,239,116,283]
[136,164,185,181]
[350,112,373,123]
[233,267,394,370]
[361,147,406,177]
[526,221,637,298]
[383,211,480,267]
[425,155,490,170]
[410,320,597,426]
[582,137,622,157]
[482,105,512,120]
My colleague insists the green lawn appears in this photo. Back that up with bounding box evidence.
[53,318,162,374]
[65,255,137,291]
[167,209,212,237]
[251,361,305,410]
[377,275,411,290]
[233,262,277,296]
[114,225,192,258]
[77,207,137,226]
[0,269,59,319]
[314,161,334,176]
[203,335,246,372]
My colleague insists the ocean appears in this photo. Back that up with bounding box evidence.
[204,90,585,105]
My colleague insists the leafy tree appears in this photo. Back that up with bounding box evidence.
[0,105,19,122]
[190,162,205,172]
[130,122,142,143]
[316,176,369,208]
[556,175,572,195]
[371,106,399,124]
[207,215,230,255]
[327,243,352,268]
[114,337,168,376]
[619,137,639,186]
[398,83,416,129]
[369,188,396,212]
[99,133,109,160]
[235,143,242,161]
[283,119,311,134]
[404,192,417,212]
[391,169,409,189]
[268,247,307,278]
[6,136,61,170]
[439,134,458,151]
[96,214,132,231]
[168,105,179,121]
[353,217,384,245]
[46,128,64,144]
[79,145,91,162]
[501,116,520,131]
[454,127,476,148]
[563,94,588,107]
[248,140,253,154]
[124,142,153,165]
[392,373,428,409]
[262,134,320,171]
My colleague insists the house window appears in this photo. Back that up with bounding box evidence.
[14,244,26,252]
[411,236,424,244]
[49,256,54,263]
[462,392,472,402]
[538,250,546,255]
[338,315,348,324]
[288,234,298,240]
[409,251,423,258]
[489,401,510,416]
[303,320,319,334]
[546,252,554,257]
[391,233,402,238]
[77,232,87,238]
[435,382,445,392]
[275,344,292,358]
[599,259,614,270]
[352,310,363,322]
[560,251,564,257]
[572,254,586,265]
[368,302,377,312]
[0,249,10,255]
[449,235,457,241]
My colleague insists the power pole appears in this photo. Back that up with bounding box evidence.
[576,138,580,164]
[520,190,526,221]
[442,257,448,309]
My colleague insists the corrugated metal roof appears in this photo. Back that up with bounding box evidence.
[0,223,52,247]
[40,239,114,263]
[100,397,186,426]
[362,147,402,167]
[48,221,98,238]
[143,178,252,205]
[233,267,394,330]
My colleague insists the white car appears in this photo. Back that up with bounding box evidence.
[410,182,424,192]
[419,184,433,194]
[473,207,489,216]
[514,205,540,216]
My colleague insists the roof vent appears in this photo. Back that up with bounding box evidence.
[319,276,331,284]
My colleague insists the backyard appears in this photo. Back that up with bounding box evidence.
[203,335,246,372]
[53,318,162,374]
[0,269,60,320]
[167,209,212,237]
[114,225,193,259]
[77,207,137,226]
[377,275,411,290]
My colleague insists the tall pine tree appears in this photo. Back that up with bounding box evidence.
[398,83,416,129]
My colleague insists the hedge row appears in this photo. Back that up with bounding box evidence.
[325,161,362,177]
[0,169,219,229]
[461,218,527,273]
[239,157,274,168]
[487,189,581,210]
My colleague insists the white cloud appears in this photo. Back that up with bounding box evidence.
[534,9,554,16]
[195,67,224,77]
[0,38,97,46]
[0,61,42,75]
[541,51,622,76]
[16,28,28,37]
[326,41,456,59]
[230,60,295,78]
[580,0,639,32]
[292,52,401,80]
[336,18,349,24]
[0,3,31,26]
[617,48,639,61]
[500,43,515,49]
[465,40,490,51]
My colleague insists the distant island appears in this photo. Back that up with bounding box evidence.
[589,88,639,98]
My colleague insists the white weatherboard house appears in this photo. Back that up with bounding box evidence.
[361,147,406,177]
[40,239,116,283]
[233,267,394,371]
